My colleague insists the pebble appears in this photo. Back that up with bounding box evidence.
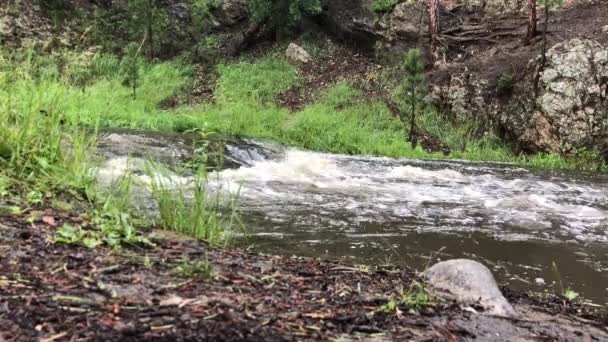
[535,278,546,285]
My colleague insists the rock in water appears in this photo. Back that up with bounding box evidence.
[423,259,516,318]
[286,43,312,65]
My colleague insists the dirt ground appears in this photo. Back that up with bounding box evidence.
[1,210,608,341]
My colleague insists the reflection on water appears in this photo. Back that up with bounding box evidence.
[97,132,608,304]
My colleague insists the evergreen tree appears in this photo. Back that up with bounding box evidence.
[396,49,427,149]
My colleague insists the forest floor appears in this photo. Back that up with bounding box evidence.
[2,209,608,341]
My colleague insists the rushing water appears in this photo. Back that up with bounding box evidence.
[98,130,608,304]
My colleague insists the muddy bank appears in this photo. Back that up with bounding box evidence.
[1,211,607,341]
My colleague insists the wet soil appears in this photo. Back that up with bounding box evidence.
[1,210,607,341]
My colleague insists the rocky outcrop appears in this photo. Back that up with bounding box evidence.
[212,0,248,26]
[501,39,608,153]
[432,38,608,154]
[424,259,517,318]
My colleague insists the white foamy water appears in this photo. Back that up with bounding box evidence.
[205,149,608,243]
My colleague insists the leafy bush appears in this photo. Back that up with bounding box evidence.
[371,0,399,13]
[496,73,515,97]
[249,0,321,35]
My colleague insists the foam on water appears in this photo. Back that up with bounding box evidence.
[208,148,608,243]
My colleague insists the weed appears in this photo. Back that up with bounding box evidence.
[375,282,434,315]
[551,262,580,301]
[177,257,213,278]
[563,288,579,301]
[496,73,515,97]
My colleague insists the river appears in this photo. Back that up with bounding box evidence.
[98,130,608,304]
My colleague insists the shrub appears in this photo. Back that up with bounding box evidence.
[371,0,399,13]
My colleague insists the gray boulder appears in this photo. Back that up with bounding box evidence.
[286,43,312,64]
[499,39,608,153]
[423,259,517,318]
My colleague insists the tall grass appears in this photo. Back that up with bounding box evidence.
[0,53,96,199]
[0,48,236,246]
[144,160,239,245]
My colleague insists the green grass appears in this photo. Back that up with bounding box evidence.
[0,48,232,246]
[371,0,400,13]
[1,46,603,208]
[145,160,238,245]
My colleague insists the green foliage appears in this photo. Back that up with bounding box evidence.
[376,282,434,315]
[284,82,410,156]
[496,73,515,97]
[394,48,426,147]
[563,288,579,301]
[249,0,321,35]
[177,257,214,278]
[145,161,237,245]
[551,261,580,301]
[216,57,297,103]
[91,0,169,57]
[371,0,399,13]
[192,0,222,29]
[54,174,154,249]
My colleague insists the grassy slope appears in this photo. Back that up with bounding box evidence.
[1,49,604,173]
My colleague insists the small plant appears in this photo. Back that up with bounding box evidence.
[55,224,102,249]
[376,300,399,314]
[123,42,143,99]
[563,288,579,301]
[400,282,432,314]
[551,261,580,301]
[371,0,399,13]
[54,173,154,249]
[496,73,515,97]
[177,257,213,278]
[375,281,434,315]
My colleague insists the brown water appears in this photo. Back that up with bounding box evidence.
[97,131,608,305]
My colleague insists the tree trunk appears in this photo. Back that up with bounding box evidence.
[534,4,550,97]
[410,85,418,149]
[146,0,154,60]
[429,0,440,53]
[526,0,537,44]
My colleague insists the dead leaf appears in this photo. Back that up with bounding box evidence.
[303,311,333,319]
[42,216,56,226]
[160,294,188,307]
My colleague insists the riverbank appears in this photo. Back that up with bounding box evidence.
[1,208,607,341]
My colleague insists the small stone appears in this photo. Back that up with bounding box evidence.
[286,43,312,65]
[535,278,546,285]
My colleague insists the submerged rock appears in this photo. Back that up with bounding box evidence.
[423,259,517,318]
